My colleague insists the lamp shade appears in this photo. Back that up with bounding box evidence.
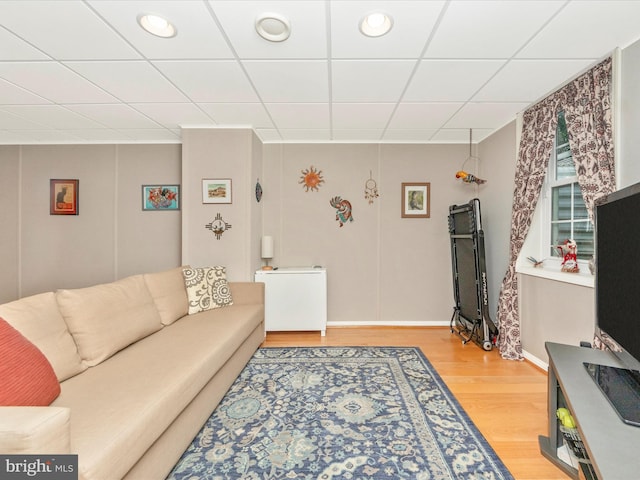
[261,236,274,259]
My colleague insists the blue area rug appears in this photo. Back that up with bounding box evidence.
[167,347,514,479]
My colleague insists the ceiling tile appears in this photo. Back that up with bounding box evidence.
[66,129,135,142]
[332,104,396,129]
[0,109,51,130]
[382,129,438,142]
[0,1,140,60]
[330,1,445,59]
[88,1,234,60]
[114,129,180,142]
[1,105,105,129]
[0,79,50,105]
[473,59,595,102]
[278,129,332,141]
[254,129,282,142]
[264,103,330,129]
[199,103,274,128]
[244,61,329,102]
[0,0,638,145]
[0,62,118,104]
[0,29,49,61]
[210,0,327,59]
[388,103,463,129]
[130,103,215,129]
[404,60,505,102]
[64,61,189,102]
[153,61,259,102]
[518,1,640,58]
[64,104,163,129]
[331,60,415,102]
[425,0,565,58]
[8,130,85,143]
[444,102,529,129]
[431,128,494,143]
[332,129,385,141]
[0,130,37,143]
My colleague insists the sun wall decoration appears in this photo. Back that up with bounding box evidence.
[299,165,324,192]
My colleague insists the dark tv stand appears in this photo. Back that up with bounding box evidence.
[540,342,640,479]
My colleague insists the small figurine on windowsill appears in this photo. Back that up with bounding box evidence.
[556,239,579,273]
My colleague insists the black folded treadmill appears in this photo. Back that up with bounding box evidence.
[448,198,498,351]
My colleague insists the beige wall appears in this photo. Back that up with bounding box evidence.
[262,142,476,325]
[621,40,640,188]
[519,274,595,361]
[181,128,263,281]
[0,146,19,302]
[0,144,181,302]
[478,121,517,318]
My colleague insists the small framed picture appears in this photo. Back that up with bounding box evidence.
[50,179,79,215]
[202,178,232,204]
[142,185,180,211]
[401,182,430,218]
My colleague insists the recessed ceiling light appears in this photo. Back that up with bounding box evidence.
[137,13,177,38]
[359,12,393,37]
[255,13,291,42]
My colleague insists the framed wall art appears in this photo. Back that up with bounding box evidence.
[401,182,430,218]
[50,179,79,215]
[142,185,180,211]
[202,178,232,204]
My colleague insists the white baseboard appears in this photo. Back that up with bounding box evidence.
[523,349,548,371]
[326,320,451,328]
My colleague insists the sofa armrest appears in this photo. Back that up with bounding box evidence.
[0,407,71,454]
[229,282,264,306]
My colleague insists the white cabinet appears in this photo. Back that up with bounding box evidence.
[254,267,327,336]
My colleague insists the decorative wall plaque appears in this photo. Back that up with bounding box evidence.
[205,213,232,240]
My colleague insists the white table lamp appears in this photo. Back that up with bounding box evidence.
[261,236,274,270]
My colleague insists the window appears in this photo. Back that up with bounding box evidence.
[546,111,593,261]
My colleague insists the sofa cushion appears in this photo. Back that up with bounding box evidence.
[0,292,85,381]
[51,303,263,480]
[143,267,188,326]
[182,266,233,314]
[56,275,163,366]
[0,318,61,406]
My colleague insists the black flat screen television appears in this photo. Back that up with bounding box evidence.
[586,181,640,427]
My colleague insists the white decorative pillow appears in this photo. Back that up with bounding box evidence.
[182,266,233,314]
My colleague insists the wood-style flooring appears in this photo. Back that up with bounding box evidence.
[261,326,570,480]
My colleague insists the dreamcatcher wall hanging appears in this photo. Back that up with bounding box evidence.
[364,171,379,205]
[455,129,487,185]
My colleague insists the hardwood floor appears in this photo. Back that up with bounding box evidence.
[261,326,570,480]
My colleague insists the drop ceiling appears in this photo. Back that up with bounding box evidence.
[1,0,639,145]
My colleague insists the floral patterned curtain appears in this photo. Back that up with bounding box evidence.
[497,57,615,360]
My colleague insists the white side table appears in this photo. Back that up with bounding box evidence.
[254,267,327,336]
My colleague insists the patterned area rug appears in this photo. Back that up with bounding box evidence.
[167,347,514,480]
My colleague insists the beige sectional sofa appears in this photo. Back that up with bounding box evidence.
[0,267,265,480]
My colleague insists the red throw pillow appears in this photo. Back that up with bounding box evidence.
[0,317,61,406]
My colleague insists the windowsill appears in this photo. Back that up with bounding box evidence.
[516,262,594,288]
